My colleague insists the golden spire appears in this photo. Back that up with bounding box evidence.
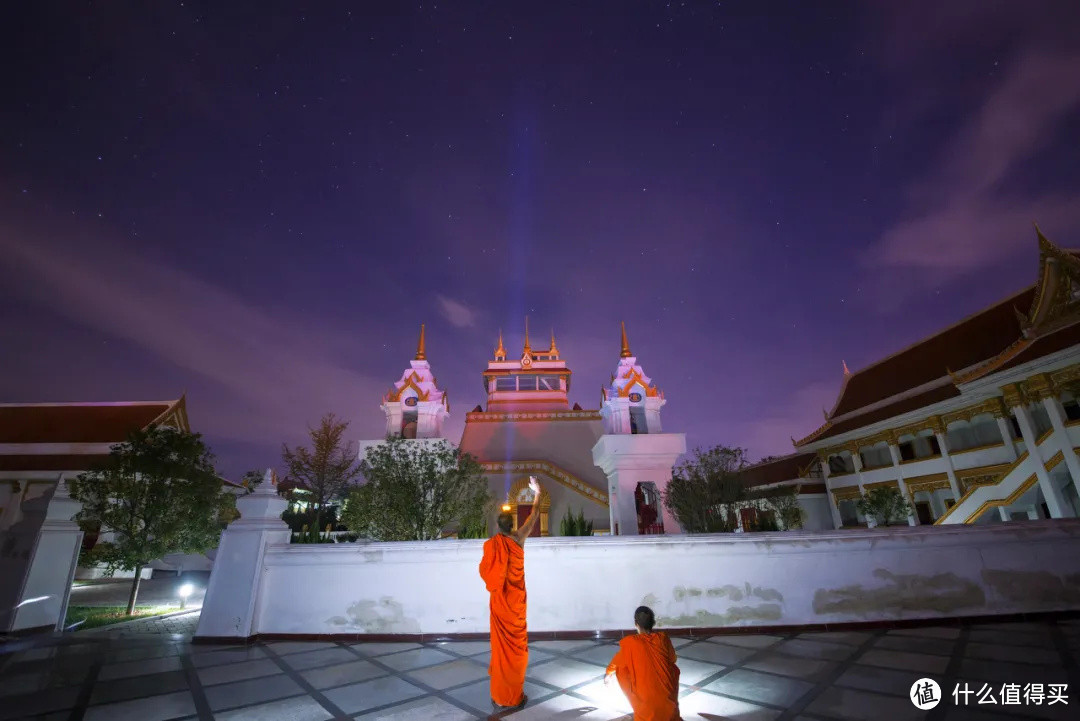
[842,360,851,376]
[549,328,558,354]
[494,328,506,359]
[620,321,632,358]
[523,316,532,353]
[415,323,426,361]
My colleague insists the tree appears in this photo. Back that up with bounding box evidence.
[856,486,912,526]
[239,469,264,494]
[758,455,785,464]
[342,435,492,541]
[68,425,234,614]
[281,413,363,530]
[559,508,594,536]
[662,445,750,533]
[750,484,805,530]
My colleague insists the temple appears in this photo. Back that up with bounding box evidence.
[742,228,1080,528]
[362,321,686,535]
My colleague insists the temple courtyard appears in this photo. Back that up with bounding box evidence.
[1,614,1076,721]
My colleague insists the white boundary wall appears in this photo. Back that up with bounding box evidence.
[196,500,1080,639]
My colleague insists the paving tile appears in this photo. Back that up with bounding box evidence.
[0,685,81,720]
[957,658,1070,685]
[377,647,460,672]
[190,646,266,668]
[743,652,838,681]
[472,647,553,668]
[678,641,757,666]
[964,641,1060,665]
[405,658,489,690]
[322,675,426,715]
[352,695,479,720]
[675,657,726,686]
[774,638,859,662]
[942,707,1033,721]
[89,669,189,704]
[499,692,628,720]
[196,657,280,686]
[83,690,196,721]
[835,664,923,697]
[350,642,423,657]
[967,628,1056,648]
[202,672,303,711]
[704,667,814,707]
[670,636,697,649]
[805,685,926,721]
[446,679,551,714]
[530,639,603,653]
[97,654,183,681]
[278,646,358,671]
[569,643,620,667]
[796,630,875,646]
[526,658,606,688]
[572,678,634,714]
[857,648,950,674]
[265,641,338,656]
[704,634,785,650]
[679,690,780,721]
[0,670,49,697]
[886,626,961,639]
[213,693,334,721]
[300,658,387,689]
[873,634,956,656]
[431,641,491,656]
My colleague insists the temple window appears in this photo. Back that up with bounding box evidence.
[946,414,1003,452]
[838,499,859,527]
[495,376,516,391]
[538,375,562,391]
[1029,404,1053,437]
[859,443,891,469]
[898,432,940,461]
[828,453,854,475]
[1061,390,1080,422]
[401,409,418,438]
[629,406,647,434]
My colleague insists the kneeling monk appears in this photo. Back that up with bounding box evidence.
[479,477,544,711]
[605,606,682,721]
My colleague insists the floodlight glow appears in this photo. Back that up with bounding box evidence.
[501,504,511,512]
[178,583,194,599]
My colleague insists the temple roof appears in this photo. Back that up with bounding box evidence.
[602,322,663,401]
[383,325,448,408]
[0,398,188,444]
[735,452,819,488]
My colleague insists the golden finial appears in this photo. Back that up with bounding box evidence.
[620,321,632,358]
[494,328,506,360]
[842,360,851,376]
[415,323,426,360]
[549,328,558,353]
[523,316,531,353]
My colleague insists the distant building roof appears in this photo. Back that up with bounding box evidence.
[735,452,818,488]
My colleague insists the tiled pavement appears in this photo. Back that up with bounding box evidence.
[1,618,1078,720]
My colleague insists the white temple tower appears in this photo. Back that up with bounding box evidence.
[379,324,449,440]
[591,323,686,535]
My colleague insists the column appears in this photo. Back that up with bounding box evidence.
[8,476,83,633]
[607,470,640,536]
[996,415,1019,461]
[1042,396,1080,490]
[998,506,1011,522]
[195,470,290,640]
[850,452,875,528]
[885,442,918,526]
[934,431,964,500]
[1012,405,1074,519]
[819,455,843,530]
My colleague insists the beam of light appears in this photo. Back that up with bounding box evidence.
[14,595,52,608]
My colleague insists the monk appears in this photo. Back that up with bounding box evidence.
[605,606,682,721]
[478,477,544,711]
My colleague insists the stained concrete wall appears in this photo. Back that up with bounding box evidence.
[225,520,1080,638]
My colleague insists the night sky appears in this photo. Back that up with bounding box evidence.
[3,2,1080,479]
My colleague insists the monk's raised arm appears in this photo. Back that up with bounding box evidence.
[514,499,542,544]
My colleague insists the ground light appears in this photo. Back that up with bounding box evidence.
[177,583,195,609]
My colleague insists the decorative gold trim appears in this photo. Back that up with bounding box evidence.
[466,410,602,423]
[964,475,1039,525]
[900,453,942,465]
[1044,450,1065,472]
[1036,427,1054,445]
[949,441,1006,456]
[936,456,1027,524]
[863,480,900,491]
[505,476,552,537]
[831,486,862,502]
[479,460,608,507]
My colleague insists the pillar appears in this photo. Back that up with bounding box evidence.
[885,443,918,526]
[934,431,964,500]
[996,416,1019,461]
[1042,396,1080,488]
[1012,405,1074,519]
[820,456,843,529]
[850,453,875,528]
[195,470,289,639]
[5,477,83,633]
[592,434,686,536]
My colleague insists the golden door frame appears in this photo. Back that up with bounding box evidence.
[505,476,552,536]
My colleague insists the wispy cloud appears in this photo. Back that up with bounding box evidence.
[0,216,387,451]
[864,52,1080,278]
[436,294,477,328]
[725,381,841,461]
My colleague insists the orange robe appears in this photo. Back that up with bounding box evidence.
[479,534,528,707]
[606,632,682,721]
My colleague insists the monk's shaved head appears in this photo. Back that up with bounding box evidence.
[497,513,514,534]
[634,606,656,631]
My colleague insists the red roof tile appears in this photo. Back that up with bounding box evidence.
[997,320,1080,374]
[736,452,818,487]
[0,401,177,444]
[805,384,961,445]
[829,288,1033,419]
[0,454,110,472]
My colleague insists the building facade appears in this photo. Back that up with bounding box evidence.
[744,230,1080,529]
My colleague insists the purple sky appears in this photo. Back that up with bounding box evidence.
[2,2,1080,479]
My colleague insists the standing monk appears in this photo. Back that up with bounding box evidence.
[605,606,683,721]
[479,477,544,712]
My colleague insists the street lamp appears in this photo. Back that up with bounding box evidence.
[177,583,194,609]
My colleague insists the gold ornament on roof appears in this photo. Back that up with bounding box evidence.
[494,329,506,361]
[523,316,532,354]
[415,323,426,361]
[620,321,632,358]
